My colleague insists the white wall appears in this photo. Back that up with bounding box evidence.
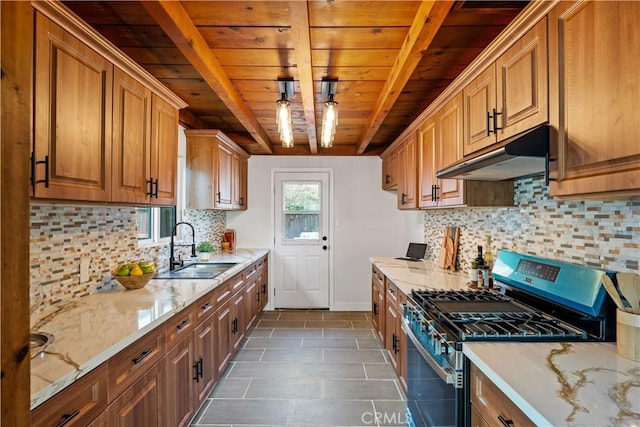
[226,156,423,311]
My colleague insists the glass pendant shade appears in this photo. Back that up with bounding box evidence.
[276,96,294,148]
[321,98,338,148]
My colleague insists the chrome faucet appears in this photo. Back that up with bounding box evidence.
[169,222,196,270]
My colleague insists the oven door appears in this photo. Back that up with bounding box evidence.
[402,320,464,427]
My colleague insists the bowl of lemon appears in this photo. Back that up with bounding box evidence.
[113,261,156,290]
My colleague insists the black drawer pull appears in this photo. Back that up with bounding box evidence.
[373,302,378,316]
[201,302,212,312]
[132,349,153,365]
[198,357,204,379]
[176,319,190,330]
[146,178,154,197]
[498,415,514,427]
[193,361,200,382]
[56,410,79,427]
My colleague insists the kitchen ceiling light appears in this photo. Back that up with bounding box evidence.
[320,78,339,148]
[276,78,295,148]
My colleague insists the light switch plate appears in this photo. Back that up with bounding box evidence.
[80,256,90,284]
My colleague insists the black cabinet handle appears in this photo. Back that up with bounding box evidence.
[256,291,260,302]
[492,108,502,132]
[216,192,221,203]
[199,357,204,379]
[232,318,238,335]
[146,178,154,197]
[498,415,514,427]
[193,361,200,382]
[401,193,407,205]
[30,153,50,188]
[433,185,440,202]
[56,410,80,427]
[153,178,159,198]
[385,174,391,184]
[201,302,212,313]
[262,284,266,294]
[176,319,190,331]
[373,302,378,316]
[487,111,493,136]
[132,349,153,365]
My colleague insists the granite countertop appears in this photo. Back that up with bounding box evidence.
[371,257,640,426]
[30,248,269,410]
[464,342,640,426]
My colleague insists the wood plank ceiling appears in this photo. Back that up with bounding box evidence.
[62,0,528,156]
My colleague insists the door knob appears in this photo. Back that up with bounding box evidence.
[322,245,328,250]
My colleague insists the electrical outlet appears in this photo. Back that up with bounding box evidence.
[80,256,90,284]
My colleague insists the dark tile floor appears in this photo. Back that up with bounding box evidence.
[190,311,407,427]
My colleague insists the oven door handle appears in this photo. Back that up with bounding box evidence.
[402,319,461,388]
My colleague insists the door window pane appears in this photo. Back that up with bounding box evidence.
[283,182,321,240]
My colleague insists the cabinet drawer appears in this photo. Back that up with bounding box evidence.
[244,262,258,281]
[31,363,108,427]
[255,256,267,272]
[230,273,246,295]
[194,291,216,324]
[108,327,165,402]
[470,364,534,427]
[165,305,195,349]
[385,280,399,308]
[372,265,385,284]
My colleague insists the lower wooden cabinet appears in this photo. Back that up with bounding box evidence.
[32,255,269,427]
[107,360,166,427]
[470,363,534,427]
[31,363,108,427]
[371,266,386,344]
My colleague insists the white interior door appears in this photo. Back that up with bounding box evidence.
[274,171,330,309]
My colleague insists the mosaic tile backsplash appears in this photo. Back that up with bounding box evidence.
[424,176,640,274]
[30,203,226,320]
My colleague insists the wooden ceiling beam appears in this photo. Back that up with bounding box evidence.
[288,1,318,154]
[179,109,208,130]
[355,0,454,154]
[141,1,273,153]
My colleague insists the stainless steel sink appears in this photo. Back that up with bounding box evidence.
[30,332,54,358]
[155,262,237,279]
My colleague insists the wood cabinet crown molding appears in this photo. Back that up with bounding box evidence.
[184,129,250,159]
[381,0,558,158]
[31,0,187,110]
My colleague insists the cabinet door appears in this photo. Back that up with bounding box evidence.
[244,279,258,331]
[194,316,216,404]
[496,17,548,141]
[232,291,246,352]
[165,336,195,427]
[437,94,465,207]
[549,1,640,198]
[385,302,400,372]
[31,363,108,427]
[463,65,496,156]
[418,117,438,208]
[150,95,178,205]
[231,151,247,209]
[107,361,165,427]
[186,135,215,209]
[397,133,418,209]
[111,68,152,204]
[382,150,398,190]
[215,141,234,208]
[33,13,113,202]
[214,300,233,377]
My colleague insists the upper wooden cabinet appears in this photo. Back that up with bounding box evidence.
[33,13,113,202]
[381,150,398,190]
[31,3,186,205]
[397,133,418,209]
[149,95,179,205]
[463,17,548,156]
[419,94,513,209]
[548,1,640,198]
[185,129,249,211]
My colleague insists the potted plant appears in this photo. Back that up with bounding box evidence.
[196,241,215,262]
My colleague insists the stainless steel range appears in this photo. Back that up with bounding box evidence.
[402,250,617,427]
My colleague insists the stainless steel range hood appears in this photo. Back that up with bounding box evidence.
[436,125,549,181]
